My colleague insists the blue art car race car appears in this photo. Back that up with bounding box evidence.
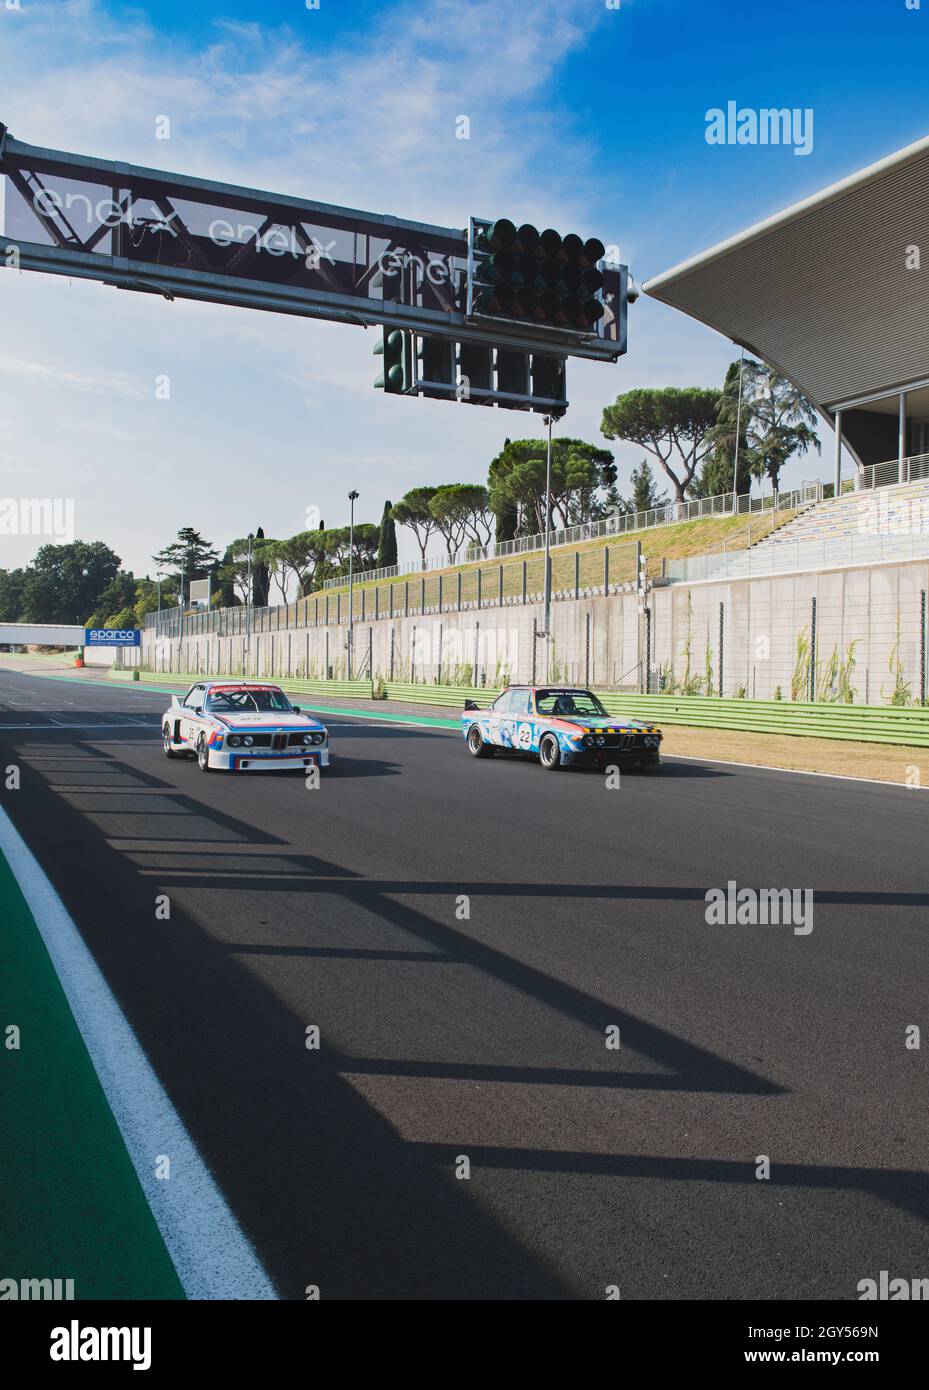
[461,686,662,771]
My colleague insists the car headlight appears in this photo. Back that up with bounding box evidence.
[583,735,596,747]
[312,732,325,745]
[243,735,254,747]
[596,736,605,747]
[302,733,314,745]
[228,735,241,747]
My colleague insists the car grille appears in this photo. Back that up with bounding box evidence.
[227,731,321,750]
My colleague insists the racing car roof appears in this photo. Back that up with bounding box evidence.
[204,681,282,691]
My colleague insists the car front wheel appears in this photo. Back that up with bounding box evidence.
[539,734,562,771]
[197,735,213,772]
[467,725,493,758]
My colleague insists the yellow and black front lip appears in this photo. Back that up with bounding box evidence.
[569,725,662,738]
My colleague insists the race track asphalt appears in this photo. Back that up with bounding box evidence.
[1,668,927,1300]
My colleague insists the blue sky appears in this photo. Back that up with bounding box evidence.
[1,0,928,575]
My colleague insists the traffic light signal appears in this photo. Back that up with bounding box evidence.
[495,349,530,408]
[373,327,413,394]
[418,335,456,399]
[457,342,493,406]
[530,354,566,414]
[473,219,606,331]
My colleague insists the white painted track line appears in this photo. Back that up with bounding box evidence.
[0,804,278,1300]
[0,721,160,729]
[661,751,928,790]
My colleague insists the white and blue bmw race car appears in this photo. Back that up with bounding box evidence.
[162,681,330,773]
[461,685,662,771]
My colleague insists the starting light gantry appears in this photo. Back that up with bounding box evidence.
[0,122,630,415]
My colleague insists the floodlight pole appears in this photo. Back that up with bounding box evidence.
[732,345,745,514]
[347,490,359,679]
[542,414,553,640]
[245,533,253,674]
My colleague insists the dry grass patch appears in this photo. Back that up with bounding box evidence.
[661,725,929,785]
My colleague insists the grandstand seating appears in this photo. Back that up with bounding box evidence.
[706,477,929,579]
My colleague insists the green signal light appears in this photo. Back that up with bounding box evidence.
[373,327,411,394]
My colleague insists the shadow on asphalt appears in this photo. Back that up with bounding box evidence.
[5,727,928,1299]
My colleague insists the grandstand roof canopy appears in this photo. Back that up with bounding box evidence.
[643,133,929,416]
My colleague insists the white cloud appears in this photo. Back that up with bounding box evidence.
[0,350,147,399]
[0,0,746,574]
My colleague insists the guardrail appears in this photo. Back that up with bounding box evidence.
[128,672,375,699]
[133,673,929,743]
[586,693,929,746]
[857,453,929,491]
[385,686,929,743]
[381,681,494,706]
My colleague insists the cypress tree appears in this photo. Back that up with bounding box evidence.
[376,499,398,568]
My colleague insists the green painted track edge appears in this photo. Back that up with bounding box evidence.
[0,851,185,1299]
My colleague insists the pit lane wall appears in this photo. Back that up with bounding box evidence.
[142,556,929,708]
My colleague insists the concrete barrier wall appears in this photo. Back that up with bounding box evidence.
[142,556,929,706]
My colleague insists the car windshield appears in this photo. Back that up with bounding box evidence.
[206,687,293,713]
[535,689,607,718]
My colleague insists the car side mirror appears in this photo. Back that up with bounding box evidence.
[291,706,301,714]
[192,706,202,715]
[464,700,478,711]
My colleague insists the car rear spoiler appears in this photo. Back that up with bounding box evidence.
[170,695,182,709]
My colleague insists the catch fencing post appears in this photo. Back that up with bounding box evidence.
[809,597,817,702]
[645,609,652,692]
